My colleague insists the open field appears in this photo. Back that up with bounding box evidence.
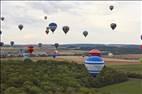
[1,60,142,94]
[1,56,140,65]
[98,79,142,94]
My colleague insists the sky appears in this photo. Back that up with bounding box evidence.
[1,1,142,45]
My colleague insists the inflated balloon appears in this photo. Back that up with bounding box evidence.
[10,41,14,46]
[28,45,34,54]
[45,30,49,34]
[0,42,4,46]
[49,23,57,33]
[18,24,23,30]
[84,56,105,77]
[141,35,142,40]
[1,17,4,21]
[38,43,42,48]
[54,43,59,49]
[110,23,117,30]
[0,30,2,35]
[44,16,47,20]
[83,31,88,37]
[109,5,114,11]
[63,26,69,34]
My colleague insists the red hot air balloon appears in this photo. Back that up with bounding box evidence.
[88,49,101,57]
[28,45,34,54]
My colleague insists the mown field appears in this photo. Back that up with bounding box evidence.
[1,59,142,94]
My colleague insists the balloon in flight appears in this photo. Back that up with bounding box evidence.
[1,17,4,21]
[18,24,23,30]
[44,16,47,20]
[83,31,88,37]
[0,42,4,46]
[54,43,59,49]
[110,23,117,30]
[28,45,34,54]
[38,43,42,48]
[10,41,14,46]
[0,30,2,35]
[63,26,69,34]
[49,23,57,33]
[109,5,114,11]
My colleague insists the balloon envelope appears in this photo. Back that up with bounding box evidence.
[0,42,4,46]
[0,30,2,35]
[10,41,14,46]
[1,17,4,21]
[109,5,114,11]
[83,31,88,37]
[54,43,59,49]
[85,56,105,77]
[44,16,47,20]
[18,24,23,30]
[63,26,69,34]
[49,23,57,33]
[110,23,117,30]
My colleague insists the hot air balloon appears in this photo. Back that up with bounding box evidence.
[109,5,114,11]
[0,30,2,35]
[89,49,101,57]
[49,23,57,33]
[110,23,117,30]
[141,35,142,40]
[44,16,47,20]
[83,31,88,37]
[54,43,59,49]
[10,41,14,46]
[38,43,42,48]
[63,26,69,34]
[84,56,105,77]
[1,17,4,21]
[18,24,23,30]
[0,42,4,46]
[28,45,34,54]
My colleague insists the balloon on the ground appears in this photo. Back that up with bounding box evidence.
[84,56,105,77]
[63,26,69,34]
[10,41,14,46]
[1,17,4,21]
[54,43,59,49]
[18,24,23,30]
[109,5,114,11]
[49,23,57,33]
[110,23,117,30]
[83,31,88,37]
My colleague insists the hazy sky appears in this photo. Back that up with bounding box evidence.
[1,1,142,44]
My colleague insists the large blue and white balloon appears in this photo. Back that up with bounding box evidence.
[49,23,57,33]
[84,56,105,77]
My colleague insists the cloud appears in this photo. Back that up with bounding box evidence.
[1,1,141,44]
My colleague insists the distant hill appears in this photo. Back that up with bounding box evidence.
[2,44,142,55]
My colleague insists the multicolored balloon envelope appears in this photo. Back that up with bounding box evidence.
[84,56,105,77]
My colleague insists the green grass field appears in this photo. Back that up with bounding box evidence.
[98,79,142,94]
[1,60,142,94]
[108,64,142,74]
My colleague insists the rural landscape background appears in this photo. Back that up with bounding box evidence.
[1,1,142,94]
